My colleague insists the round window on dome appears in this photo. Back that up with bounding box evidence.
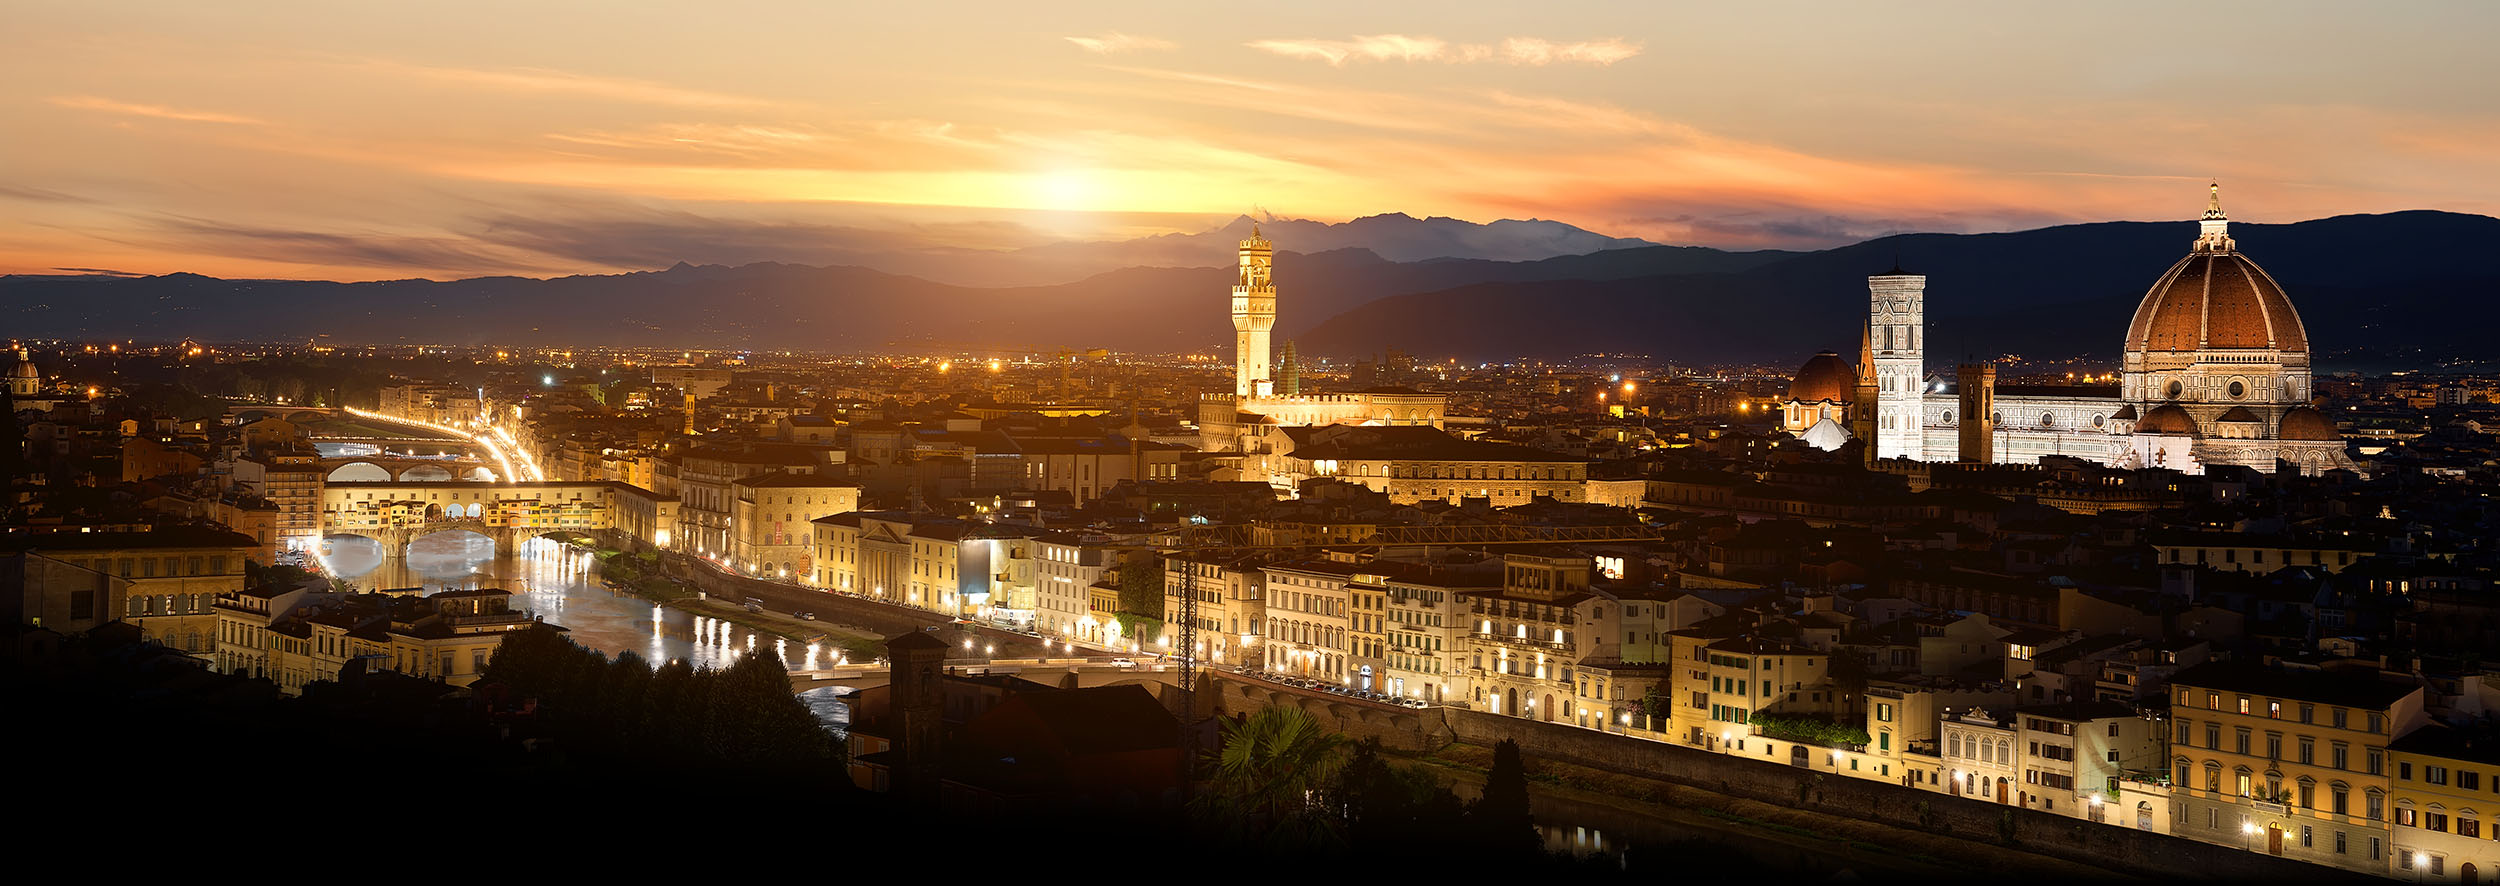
[2092,414,2105,428]
[2228,380,2246,399]
[2165,380,2184,399]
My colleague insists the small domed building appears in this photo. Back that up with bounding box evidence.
[8,347,39,399]
[1780,350,1858,450]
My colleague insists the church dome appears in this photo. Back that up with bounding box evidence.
[10,355,35,379]
[2137,403,2197,436]
[1787,351,1856,404]
[2278,406,2342,441]
[2123,187,2307,356]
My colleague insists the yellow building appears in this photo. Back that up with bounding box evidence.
[729,472,860,580]
[2168,662,2426,874]
[1665,630,1719,746]
[1698,636,1841,752]
[1162,553,1267,670]
[218,586,540,695]
[1864,677,2013,791]
[809,513,1037,625]
[2387,724,2500,883]
[3,526,259,656]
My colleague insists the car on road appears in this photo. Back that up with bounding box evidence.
[795,611,815,620]
[1107,657,1137,668]
[743,602,762,613]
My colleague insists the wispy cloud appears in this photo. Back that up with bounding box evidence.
[1065,32,1175,54]
[1247,35,1639,66]
[144,215,540,275]
[1497,37,1641,66]
[343,59,788,109]
[48,95,262,125]
[0,184,99,204]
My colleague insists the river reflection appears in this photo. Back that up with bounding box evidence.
[319,533,827,673]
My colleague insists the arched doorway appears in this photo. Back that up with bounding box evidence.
[1541,693,1554,722]
[1996,778,2009,804]
[1506,688,1519,718]
[1357,664,1373,692]
[2461,863,2477,885]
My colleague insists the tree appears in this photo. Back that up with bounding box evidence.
[1640,686,1668,725]
[701,649,838,769]
[1200,706,1348,845]
[1117,553,1165,619]
[1330,738,1467,848]
[1468,738,1538,857]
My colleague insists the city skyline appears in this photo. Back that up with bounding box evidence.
[6,2,2500,280]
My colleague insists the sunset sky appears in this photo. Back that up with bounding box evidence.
[5,1,2497,281]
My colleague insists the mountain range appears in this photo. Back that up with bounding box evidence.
[4,210,2494,367]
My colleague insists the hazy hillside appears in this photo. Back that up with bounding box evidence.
[3,210,2492,365]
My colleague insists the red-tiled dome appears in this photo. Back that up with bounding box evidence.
[2278,406,2342,441]
[1787,351,1856,404]
[2125,252,2308,355]
[2137,403,2197,435]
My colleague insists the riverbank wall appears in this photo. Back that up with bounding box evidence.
[1200,671,2354,881]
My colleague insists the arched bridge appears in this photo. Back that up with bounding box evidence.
[323,519,578,558]
[320,480,670,558]
[320,456,495,483]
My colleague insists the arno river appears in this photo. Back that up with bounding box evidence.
[318,532,853,728]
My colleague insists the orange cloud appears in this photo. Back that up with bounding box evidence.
[338,59,790,109]
[48,95,262,125]
[1247,34,1640,66]
[1065,32,1175,54]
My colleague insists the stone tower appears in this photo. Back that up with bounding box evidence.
[1957,363,1997,464]
[886,630,950,805]
[1869,271,1927,461]
[1850,324,1880,465]
[1232,225,1276,399]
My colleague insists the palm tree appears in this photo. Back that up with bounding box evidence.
[1200,706,1349,842]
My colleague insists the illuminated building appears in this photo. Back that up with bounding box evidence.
[1196,229,1450,469]
[2167,662,2423,874]
[2386,724,2500,882]
[2,526,257,653]
[729,472,861,580]
[1787,186,2358,476]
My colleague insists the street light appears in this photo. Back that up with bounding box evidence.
[2241,821,2257,851]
